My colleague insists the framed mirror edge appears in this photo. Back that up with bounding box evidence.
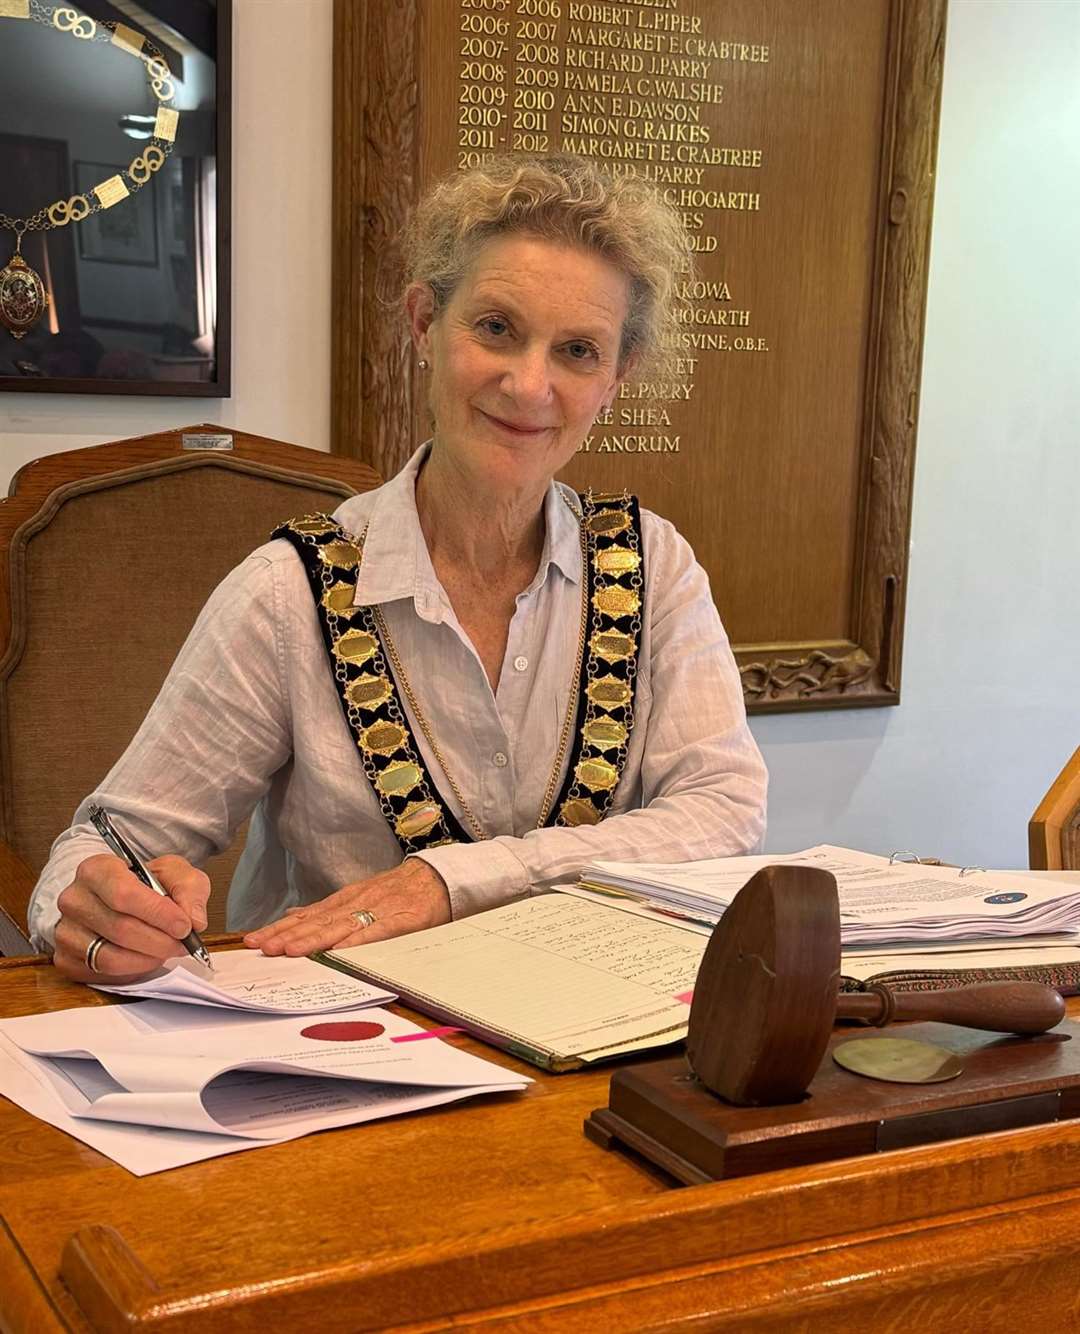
[0,0,233,399]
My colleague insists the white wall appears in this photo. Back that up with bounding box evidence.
[2,0,1076,870]
[0,0,333,476]
[752,0,1080,868]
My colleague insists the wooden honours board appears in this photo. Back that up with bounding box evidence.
[331,0,946,712]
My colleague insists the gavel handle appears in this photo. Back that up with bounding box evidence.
[837,981,1066,1035]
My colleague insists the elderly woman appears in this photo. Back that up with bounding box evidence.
[30,154,767,983]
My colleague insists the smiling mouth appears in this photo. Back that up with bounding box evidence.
[479,410,553,436]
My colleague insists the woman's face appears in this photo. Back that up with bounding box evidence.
[409,233,630,494]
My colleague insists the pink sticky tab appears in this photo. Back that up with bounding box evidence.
[391,1026,464,1043]
[675,989,694,1005]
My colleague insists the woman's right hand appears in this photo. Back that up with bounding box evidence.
[51,853,211,983]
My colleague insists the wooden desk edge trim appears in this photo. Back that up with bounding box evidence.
[0,1216,70,1334]
[451,1191,1080,1331]
[56,1121,1080,1332]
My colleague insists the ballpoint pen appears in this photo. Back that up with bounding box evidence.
[87,803,215,971]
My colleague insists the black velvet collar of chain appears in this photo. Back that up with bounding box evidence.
[274,490,644,856]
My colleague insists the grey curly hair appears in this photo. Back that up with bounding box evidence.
[401,154,694,381]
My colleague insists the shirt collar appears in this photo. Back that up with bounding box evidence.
[352,444,583,618]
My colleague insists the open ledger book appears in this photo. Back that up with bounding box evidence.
[323,847,1080,1072]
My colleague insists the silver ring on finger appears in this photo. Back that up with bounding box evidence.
[349,909,377,930]
[85,935,107,974]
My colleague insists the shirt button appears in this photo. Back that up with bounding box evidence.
[513,656,529,672]
[493,752,508,768]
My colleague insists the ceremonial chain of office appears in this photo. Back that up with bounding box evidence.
[0,1,181,338]
[277,490,645,855]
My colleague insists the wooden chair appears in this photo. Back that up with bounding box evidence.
[0,425,380,954]
[1029,745,1080,871]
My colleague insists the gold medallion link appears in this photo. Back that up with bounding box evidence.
[376,761,422,796]
[129,147,165,185]
[587,509,631,537]
[332,629,377,665]
[111,22,144,54]
[583,718,628,750]
[575,757,619,792]
[47,196,90,227]
[147,57,175,101]
[322,582,359,616]
[593,585,640,618]
[154,106,180,142]
[559,798,601,827]
[360,721,407,756]
[53,7,95,38]
[345,674,393,709]
[586,674,631,707]
[319,540,362,569]
[395,800,444,840]
[94,176,130,210]
[590,630,635,662]
[292,517,338,535]
[594,547,641,576]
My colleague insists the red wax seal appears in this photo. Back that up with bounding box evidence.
[300,1021,386,1042]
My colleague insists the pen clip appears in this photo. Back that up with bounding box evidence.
[87,803,143,872]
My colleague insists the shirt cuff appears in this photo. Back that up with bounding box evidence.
[27,892,61,955]
[410,839,530,919]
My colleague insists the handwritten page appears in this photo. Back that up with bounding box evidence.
[0,1003,528,1173]
[94,949,395,1014]
[329,895,706,1062]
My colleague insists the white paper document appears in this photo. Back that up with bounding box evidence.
[93,949,395,1014]
[576,846,1080,947]
[0,1002,529,1175]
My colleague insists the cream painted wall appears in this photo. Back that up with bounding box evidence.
[2,1,1076,871]
[752,0,1080,868]
[0,0,333,481]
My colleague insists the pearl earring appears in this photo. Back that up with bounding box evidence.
[417,358,429,370]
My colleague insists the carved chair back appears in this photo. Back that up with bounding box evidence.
[1030,745,1080,871]
[0,425,380,952]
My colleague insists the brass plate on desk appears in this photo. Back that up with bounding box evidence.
[834,1037,963,1084]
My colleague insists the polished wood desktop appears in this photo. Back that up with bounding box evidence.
[4,949,1080,1332]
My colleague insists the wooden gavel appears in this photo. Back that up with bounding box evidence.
[686,864,1067,1107]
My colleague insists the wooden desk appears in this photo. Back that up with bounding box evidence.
[4,954,1080,1332]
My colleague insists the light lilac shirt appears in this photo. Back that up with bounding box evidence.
[28,446,767,950]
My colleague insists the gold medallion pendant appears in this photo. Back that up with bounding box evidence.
[0,251,48,340]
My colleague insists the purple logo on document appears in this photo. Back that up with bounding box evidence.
[984,892,1027,905]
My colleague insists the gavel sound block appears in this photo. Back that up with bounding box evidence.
[585,865,1080,1184]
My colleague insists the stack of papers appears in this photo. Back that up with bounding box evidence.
[0,950,529,1175]
[573,845,1080,949]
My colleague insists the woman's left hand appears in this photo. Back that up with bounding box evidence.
[243,859,452,956]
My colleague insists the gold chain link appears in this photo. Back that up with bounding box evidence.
[0,3,178,236]
[371,495,589,840]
